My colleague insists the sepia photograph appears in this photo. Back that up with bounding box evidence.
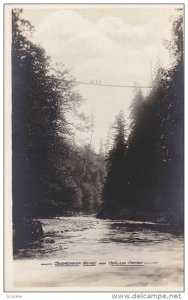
[4,3,184,292]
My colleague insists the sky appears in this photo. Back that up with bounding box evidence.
[21,4,182,152]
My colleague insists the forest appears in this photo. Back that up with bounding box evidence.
[12,9,184,249]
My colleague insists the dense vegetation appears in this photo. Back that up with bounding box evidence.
[12,9,105,247]
[99,11,184,224]
[12,9,183,249]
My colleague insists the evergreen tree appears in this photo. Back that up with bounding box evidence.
[66,143,105,214]
[12,9,82,222]
[126,11,183,223]
[100,111,128,216]
[126,75,167,219]
[98,11,183,224]
[158,10,184,223]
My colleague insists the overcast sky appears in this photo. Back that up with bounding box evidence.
[22,4,182,152]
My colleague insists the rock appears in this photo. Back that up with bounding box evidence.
[13,218,43,251]
[44,238,55,244]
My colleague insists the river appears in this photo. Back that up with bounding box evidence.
[13,216,184,291]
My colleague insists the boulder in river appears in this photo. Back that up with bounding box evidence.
[13,218,43,251]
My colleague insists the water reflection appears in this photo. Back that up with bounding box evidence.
[14,216,183,260]
[101,221,183,245]
[13,216,184,290]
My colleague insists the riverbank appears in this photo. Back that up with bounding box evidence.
[12,216,184,291]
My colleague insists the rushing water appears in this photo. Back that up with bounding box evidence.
[13,216,184,291]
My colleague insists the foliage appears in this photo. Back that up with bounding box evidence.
[65,144,106,214]
[12,9,183,229]
[99,111,128,216]
[99,11,184,224]
[12,9,82,220]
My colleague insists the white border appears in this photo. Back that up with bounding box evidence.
[1,1,187,299]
